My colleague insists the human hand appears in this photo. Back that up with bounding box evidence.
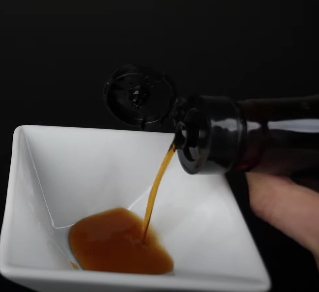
[246,173,319,270]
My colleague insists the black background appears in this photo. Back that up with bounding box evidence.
[1,1,319,291]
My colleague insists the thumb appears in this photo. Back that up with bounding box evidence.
[246,173,319,261]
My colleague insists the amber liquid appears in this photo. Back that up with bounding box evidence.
[143,143,176,238]
[69,208,173,274]
[68,144,175,274]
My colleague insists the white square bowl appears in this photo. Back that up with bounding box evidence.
[0,125,270,292]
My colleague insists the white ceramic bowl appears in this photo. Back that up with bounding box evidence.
[0,125,270,292]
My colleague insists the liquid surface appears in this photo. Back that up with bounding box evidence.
[68,208,174,274]
[70,262,79,270]
[143,144,176,238]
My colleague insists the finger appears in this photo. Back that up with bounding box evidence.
[246,173,319,259]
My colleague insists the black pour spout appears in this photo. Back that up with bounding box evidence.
[103,64,179,130]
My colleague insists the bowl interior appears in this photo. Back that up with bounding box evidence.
[0,126,270,291]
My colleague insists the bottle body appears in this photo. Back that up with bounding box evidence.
[175,94,319,177]
[234,95,319,176]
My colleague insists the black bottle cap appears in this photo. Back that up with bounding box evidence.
[103,64,177,130]
[175,95,243,174]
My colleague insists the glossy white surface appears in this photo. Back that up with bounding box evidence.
[0,125,270,292]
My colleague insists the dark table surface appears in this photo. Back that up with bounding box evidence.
[1,1,319,291]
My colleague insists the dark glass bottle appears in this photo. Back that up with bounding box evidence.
[104,64,319,177]
[174,94,319,177]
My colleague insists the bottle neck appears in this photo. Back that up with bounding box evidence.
[174,95,243,174]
